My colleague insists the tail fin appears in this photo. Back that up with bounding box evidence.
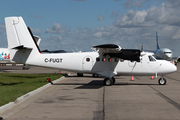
[156,31,160,49]
[5,16,40,63]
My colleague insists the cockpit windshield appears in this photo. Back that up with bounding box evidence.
[148,55,156,62]
[164,52,172,54]
[152,55,162,60]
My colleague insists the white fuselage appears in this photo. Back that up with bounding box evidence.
[20,51,176,77]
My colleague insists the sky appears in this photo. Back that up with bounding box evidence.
[0,0,180,57]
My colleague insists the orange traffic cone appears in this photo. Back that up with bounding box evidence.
[131,76,134,81]
[151,76,154,79]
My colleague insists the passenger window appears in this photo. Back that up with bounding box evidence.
[96,57,100,62]
[86,58,90,62]
[120,59,124,62]
[148,56,156,62]
[115,58,119,62]
[102,58,106,62]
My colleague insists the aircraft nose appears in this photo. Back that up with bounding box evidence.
[171,63,177,72]
[167,54,172,58]
[159,61,177,74]
[165,62,177,73]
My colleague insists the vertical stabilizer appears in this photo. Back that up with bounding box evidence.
[156,31,160,49]
[5,16,40,63]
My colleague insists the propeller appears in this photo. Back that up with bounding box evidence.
[141,42,143,51]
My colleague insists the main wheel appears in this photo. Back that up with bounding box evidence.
[93,74,99,78]
[77,73,83,77]
[104,78,113,86]
[112,77,115,85]
[158,78,166,85]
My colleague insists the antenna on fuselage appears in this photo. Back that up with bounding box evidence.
[71,48,75,52]
[75,47,79,52]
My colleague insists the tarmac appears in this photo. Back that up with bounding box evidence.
[0,64,180,119]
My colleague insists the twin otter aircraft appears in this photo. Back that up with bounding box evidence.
[5,16,177,86]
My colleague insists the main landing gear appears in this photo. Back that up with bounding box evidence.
[77,73,84,77]
[158,77,167,85]
[104,77,115,86]
[103,76,167,86]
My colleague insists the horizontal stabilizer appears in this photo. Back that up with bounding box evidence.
[12,45,33,50]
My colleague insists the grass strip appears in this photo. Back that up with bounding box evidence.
[0,73,63,106]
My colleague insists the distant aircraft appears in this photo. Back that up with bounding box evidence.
[0,48,10,64]
[5,16,177,86]
[154,32,173,60]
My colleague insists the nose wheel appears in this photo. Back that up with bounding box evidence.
[158,77,166,85]
[104,77,115,86]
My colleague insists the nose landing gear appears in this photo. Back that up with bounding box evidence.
[158,77,166,85]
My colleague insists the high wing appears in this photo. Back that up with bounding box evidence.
[92,44,141,61]
[41,49,67,53]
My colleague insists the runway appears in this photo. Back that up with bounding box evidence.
[1,65,180,119]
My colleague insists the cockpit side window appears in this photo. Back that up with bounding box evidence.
[148,55,156,62]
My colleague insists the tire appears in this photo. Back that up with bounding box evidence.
[112,77,115,84]
[158,78,166,85]
[104,78,113,86]
[77,73,83,77]
[93,74,99,78]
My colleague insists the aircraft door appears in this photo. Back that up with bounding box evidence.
[82,56,93,71]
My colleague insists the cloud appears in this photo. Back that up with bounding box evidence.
[110,11,119,19]
[114,10,149,28]
[122,0,149,9]
[114,2,180,28]
[163,0,180,8]
[97,15,104,21]
[46,23,70,34]
[94,32,102,37]
[145,4,180,26]
[31,28,42,35]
